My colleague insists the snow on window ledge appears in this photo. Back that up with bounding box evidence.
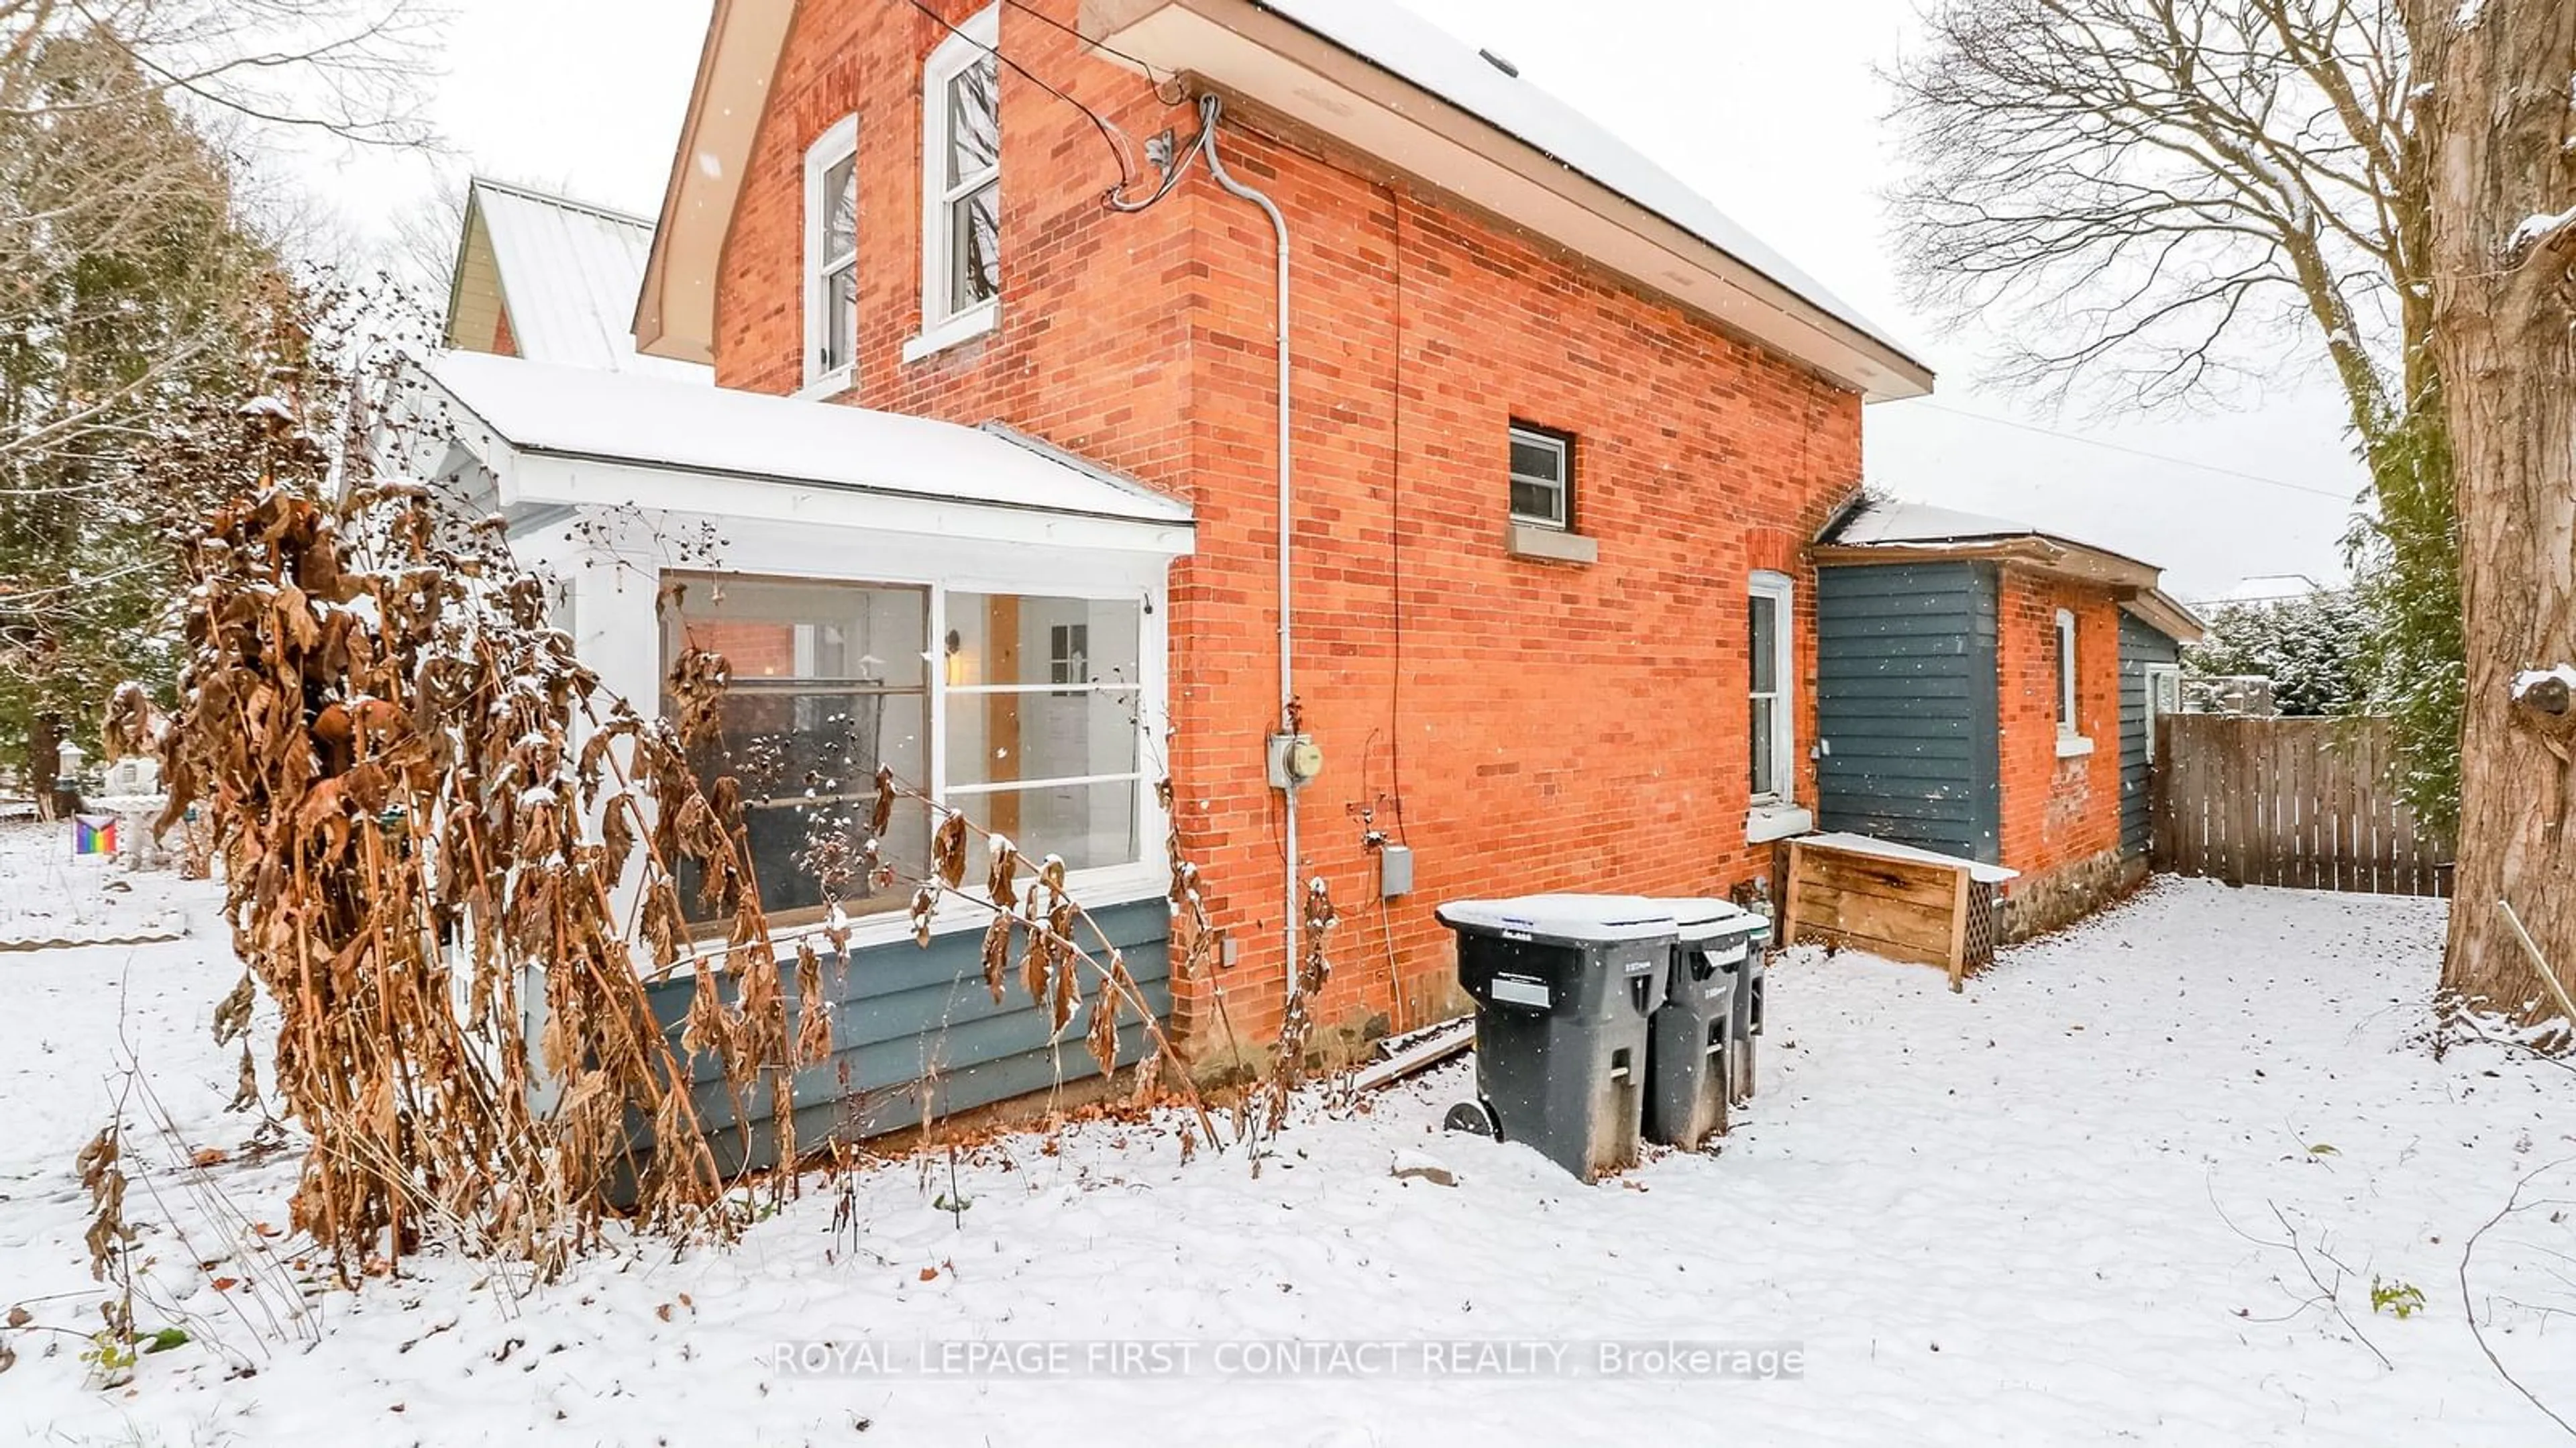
[2055,733,2096,760]
[902,300,1000,364]
[1745,803,1813,844]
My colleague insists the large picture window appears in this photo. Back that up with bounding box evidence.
[918,6,1000,345]
[665,574,1147,926]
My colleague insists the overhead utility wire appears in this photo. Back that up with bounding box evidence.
[892,0,1142,192]
[994,0,1190,103]
[1907,401,2360,502]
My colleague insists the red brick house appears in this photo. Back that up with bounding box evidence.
[419,0,1935,1135]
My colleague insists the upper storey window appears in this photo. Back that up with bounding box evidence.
[803,115,859,389]
[914,6,1001,356]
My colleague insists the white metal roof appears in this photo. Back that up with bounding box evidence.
[1247,0,1921,370]
[424,351,1193,528]
[455,179,711,382]
[1829,499,2054,548]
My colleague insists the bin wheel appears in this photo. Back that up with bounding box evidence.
[1444,1100,1500,1139]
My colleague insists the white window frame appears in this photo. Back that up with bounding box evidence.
[1749,571,1796,805]
[2055,607,2095,758]
[910,4,1002,361]
[801,115,860,397]
[1507,422,1572,531]
[662,561,1169,953]
[2142,662,2181,762]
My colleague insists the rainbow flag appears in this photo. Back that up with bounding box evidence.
[71,815,117,857]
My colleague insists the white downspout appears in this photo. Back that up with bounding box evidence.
[1197,96,1302,1002]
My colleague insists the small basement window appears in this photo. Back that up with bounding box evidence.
[1507,422,1572,530]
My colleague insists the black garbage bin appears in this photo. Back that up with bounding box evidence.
[1727,916,1772,1104]
[1643,897,1764,1150]
[1437,895,1674,1182]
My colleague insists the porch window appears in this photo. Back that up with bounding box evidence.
[945,595,1142,872]
[2055,608,2080,738]
[916,5,1001,352]
[667,576,930,925]
[1749,571,1794,803]
[666,575,1148,924]
[803,117,859,389]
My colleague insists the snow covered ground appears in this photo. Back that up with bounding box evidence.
[3,829,2571,1447]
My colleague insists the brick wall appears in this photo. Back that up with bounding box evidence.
[710,0,1860,1054]
[1994,570,2127,934]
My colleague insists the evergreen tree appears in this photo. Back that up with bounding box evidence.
[0,30,288,809]
[2184,588,2369,719]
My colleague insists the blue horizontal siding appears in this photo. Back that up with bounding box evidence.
[2118,613,2180,858]
[1816,561,2002,864]
[645,896,1172,1170]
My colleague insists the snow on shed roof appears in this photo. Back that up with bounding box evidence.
[424,351,1194,527]
[1829,499,2061,548]
[1245,0,1921,370]
[451,179,710,382]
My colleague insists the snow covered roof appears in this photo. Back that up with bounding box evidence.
[1825,500,2060,550]
[1818,497,2205,643]
[1244,0,1912,362]
[446,178,710,382]
[637,0,1932,401]
[419,352,1193,531]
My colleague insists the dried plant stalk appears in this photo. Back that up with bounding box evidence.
[156,394,810,1281]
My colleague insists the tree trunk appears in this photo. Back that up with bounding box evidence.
[25,711,77,821]
[2408,0,2576,1027]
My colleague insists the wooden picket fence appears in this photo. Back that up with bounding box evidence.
[2152,715,2453,896]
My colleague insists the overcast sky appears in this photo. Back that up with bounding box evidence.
[291,0,2370,601]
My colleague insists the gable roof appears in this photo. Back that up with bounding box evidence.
[446,178,712,382]
[1817,497,2204,642]
[635,0,1932,401]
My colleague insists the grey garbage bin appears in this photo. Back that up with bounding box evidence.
[1643,898,1764,1150]
[1437,895,1673,1182]
[1726,915,1772,1103]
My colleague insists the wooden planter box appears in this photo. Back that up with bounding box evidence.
[1778,834,2015,990]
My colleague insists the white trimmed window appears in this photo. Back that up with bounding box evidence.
[915,5,1002,354]
[1749,571,1795,803]
[1508,422,1572,530]
[803,116,859,390]
[2055,608,2080,737]
[666,574,1149,927]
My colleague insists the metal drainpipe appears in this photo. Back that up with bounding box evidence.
[1197,95,1303,1002]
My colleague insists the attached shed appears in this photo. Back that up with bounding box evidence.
[1811,501,2200,939]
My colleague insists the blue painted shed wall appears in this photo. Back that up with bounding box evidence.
[1815,562,2003,864]
[645,898,1171,1169]
[2117,613,2180,858]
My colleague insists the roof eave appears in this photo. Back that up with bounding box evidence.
[1082,0,1933,400]
[635,0,788,366]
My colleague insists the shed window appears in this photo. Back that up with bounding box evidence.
[1750,571,1795,802]
[1508,423,1571,530]
[2055,608,2080,736]
[667,576,1148,925]
[920,7,1001,342]
[803,117,859,387]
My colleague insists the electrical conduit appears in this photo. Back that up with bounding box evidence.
[1196,95,1303,1002]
